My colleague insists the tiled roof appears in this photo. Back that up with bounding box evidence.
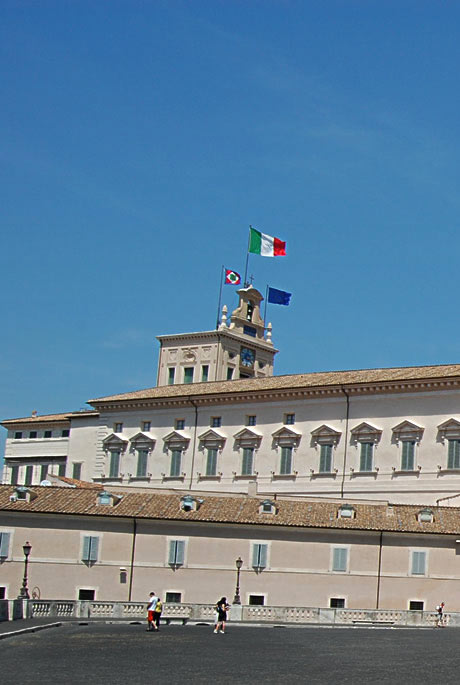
[88,363,460,404]
[1,410,99,426]
[1,485,459,535]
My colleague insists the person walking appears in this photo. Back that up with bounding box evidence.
[154,597,163,631]
[214,597,230,634]
[147,591,158,631]
[436,602,445,627]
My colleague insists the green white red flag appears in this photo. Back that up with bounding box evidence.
[249,227,286,257]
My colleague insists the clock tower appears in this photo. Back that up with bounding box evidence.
[156,285,278,385]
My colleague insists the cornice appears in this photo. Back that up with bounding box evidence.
[90,377,460,413]
[157,328,278,353]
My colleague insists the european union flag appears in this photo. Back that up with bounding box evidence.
[268,287,292,306]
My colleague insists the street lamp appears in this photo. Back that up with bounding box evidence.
[18,541,32,599]
[233,556,243,605]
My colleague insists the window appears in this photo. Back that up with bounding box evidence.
[58,463,66,477]
[25,465,33,486]
[401,441,415,470]
[411,551,426,576]
[280,446,292,475]
[319,444,333,473]
[109,451,120,478]
[252,543,268,570]
[409,601,424,611]
[227,367,234,380]
[0,587,5,599]
[330,598,345,608]
[44,430,52,439]
[175,419,185,430]
[14,431,22,440]
[211,417,221,428]
[201,365,209,382]
[360,443,373,472]
[168,540,185,567]
[10,466,19,485]
[184,367,194,384]
[284,413,295,425]
[61,429,70,437]
[170,449,182,477]
[0,532,11,559]
[249,595,265,605]
[448,440,460,469]
[40,464,49,481]
[206,448,217,476]
[247,416,257,426]
[165,592,182,603]
[332,547,348,572]
[114,423,123,433]
[168,368,175,385]
[242,448,254,475]
[29,431,37,439]
[79,589,95,600]
[82,536,99,563]
[142,421,151,432]
[72,463,82,480]
[137,449,148,478]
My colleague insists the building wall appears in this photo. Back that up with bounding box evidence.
[1,511,459,611]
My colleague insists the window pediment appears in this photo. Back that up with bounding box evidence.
[103,434,128,452]
[311,424,342,446]
[438,419,460,443]
[272,426,301,447]
[392,421,424,444]
[129,432,156,452]
[234,427,262,448]
[163,430,190,450]
[198,429,226,450]
[350,422,382,445]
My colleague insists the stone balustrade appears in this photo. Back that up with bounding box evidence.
[0,599,455,627]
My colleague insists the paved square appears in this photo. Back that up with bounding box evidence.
[0,622,458,684]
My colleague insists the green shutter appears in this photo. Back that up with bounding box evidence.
[280,447,292,474]
[89,536,99,562]
[170,450,181,477]
[401,441,415,470]
[360,443,373,472]
[82,536,91,561]
[137,450,148,477]
[448,440,460,469]
[0,533,10,558]
[242,448,253,475]
[319,444,332,473]
[206,449,217,476]
[109,451,120,478]
[333,547,347,572]
[169,540,185,566]
[412,551,426,575]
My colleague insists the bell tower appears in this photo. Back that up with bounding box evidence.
[156,285,278,385]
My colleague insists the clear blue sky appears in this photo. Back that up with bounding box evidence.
[2,0,460,454]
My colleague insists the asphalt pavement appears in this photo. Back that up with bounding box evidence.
[0,621,457,684]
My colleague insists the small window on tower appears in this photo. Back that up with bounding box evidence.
[246,301,254,321]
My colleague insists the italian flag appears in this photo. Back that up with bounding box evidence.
[249,227,286,257]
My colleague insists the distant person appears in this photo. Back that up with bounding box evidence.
[154,597,163,631]
[147,592,158,631]
[436,602,445,627]
[214,597,230,634]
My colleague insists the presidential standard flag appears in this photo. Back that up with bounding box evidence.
[225,269,241,285]
[249,227,286,257]
[268,287,292,306]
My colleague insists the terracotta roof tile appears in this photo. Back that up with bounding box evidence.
[1,485,459,536]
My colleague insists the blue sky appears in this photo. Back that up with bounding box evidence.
[2,0,460,453]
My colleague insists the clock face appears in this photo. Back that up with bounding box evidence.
[241,347,255,367]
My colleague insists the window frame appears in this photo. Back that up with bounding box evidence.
[331,546,348,573]
[168,539,186,568]
[411,550,427,576]
[81,535,100,564]
[284,413,296,425]
[251,542,268,571]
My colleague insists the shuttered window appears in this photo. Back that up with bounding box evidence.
[25,465,34,486]
[448,440,460,469]
[170,450,182,477]
[206,448,217,476]
[280,447,292,475]
[137,450,148,478]
[82,536,99,562]
[0,533,11,559]
[319,444,332,473]
[411,551,426,575]
[109,451,120,478]
[252,543,268,570]
[168,540,185,567]
[332,547,348,572]
[360,443,373,472]
[242,448,254,475]
[401,441,415,470]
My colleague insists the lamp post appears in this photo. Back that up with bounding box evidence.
[18,541,32,599]
[233,556,243,605]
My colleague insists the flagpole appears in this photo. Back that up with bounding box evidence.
[244,226,252,287]
[263,284,269,325]
[216,265,224,329]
